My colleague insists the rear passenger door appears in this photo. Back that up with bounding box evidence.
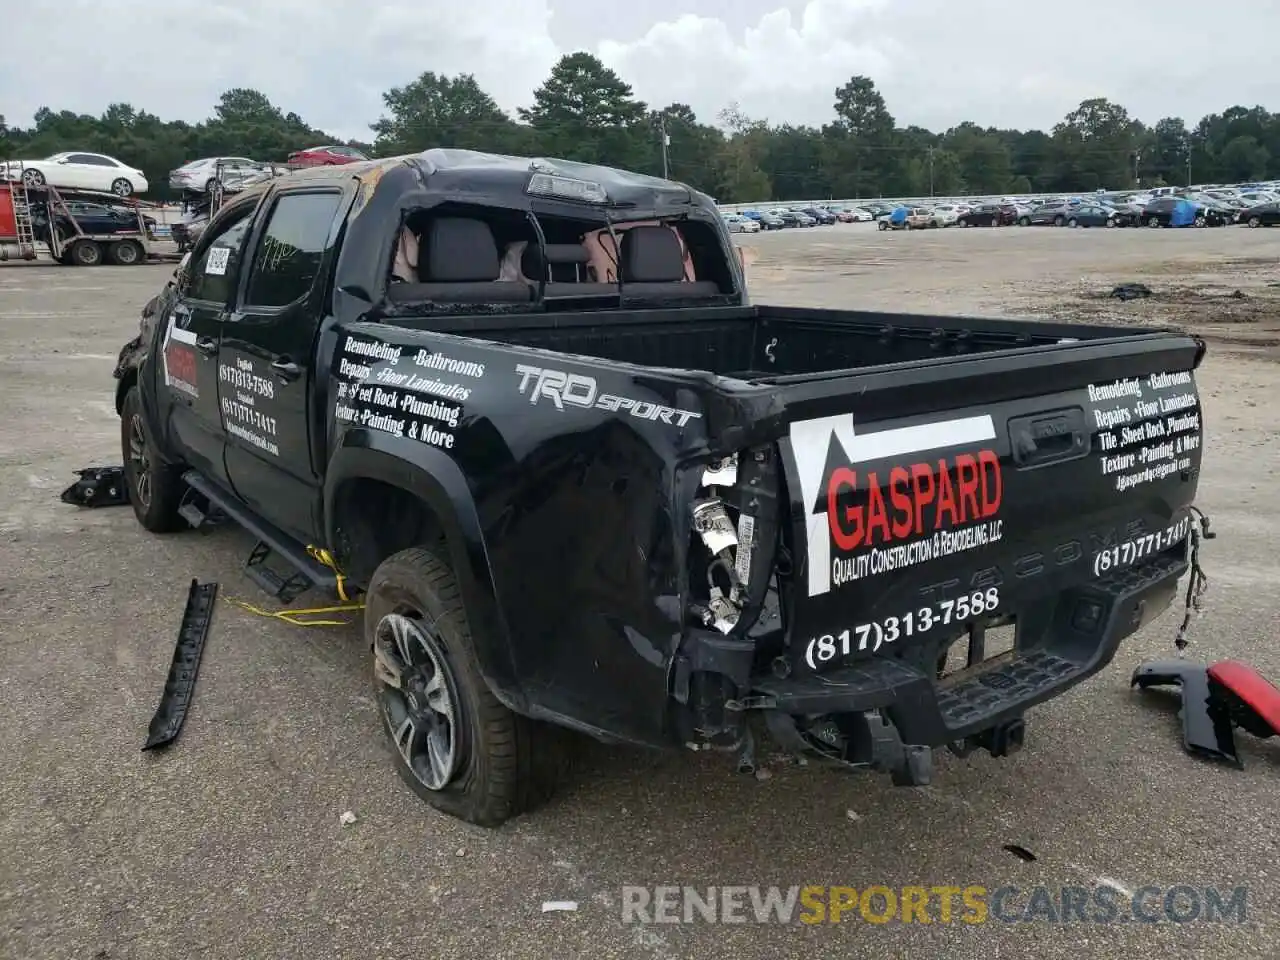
[219,188,346,542]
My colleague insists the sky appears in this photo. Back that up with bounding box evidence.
[3,0,1278,141]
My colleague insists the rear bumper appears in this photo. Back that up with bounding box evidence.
[750,547,1187,746]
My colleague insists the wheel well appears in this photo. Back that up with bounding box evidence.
[331,478,446,586]
[115,369,138,415]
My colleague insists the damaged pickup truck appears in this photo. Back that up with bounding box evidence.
[114,149,1208,826]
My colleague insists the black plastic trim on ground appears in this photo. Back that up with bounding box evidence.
[60,465,130,508]
[141,579,219,751]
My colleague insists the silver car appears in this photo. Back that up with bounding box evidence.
[168,156,272,194]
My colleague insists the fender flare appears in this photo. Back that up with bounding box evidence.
[324,429,525,711]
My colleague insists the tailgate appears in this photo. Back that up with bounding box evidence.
[775,333,1204,681]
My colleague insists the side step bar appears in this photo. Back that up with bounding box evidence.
[181,470,339,604]
[142,579,218,751]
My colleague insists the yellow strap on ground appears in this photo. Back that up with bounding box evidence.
[223,596,366,627]
[306,544,355,602]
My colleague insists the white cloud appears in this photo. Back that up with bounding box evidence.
[1,0,1276,141]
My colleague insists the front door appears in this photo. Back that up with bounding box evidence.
[219,188,346,543]
[158,198,258,489]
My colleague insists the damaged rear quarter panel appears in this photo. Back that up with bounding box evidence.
[327,324,718,745]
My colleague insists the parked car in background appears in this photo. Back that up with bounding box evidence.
[287,145,370,167]
[930,204,962,227]
[1237,191,1279,207]
[1,152,149,196]
[758,212,786,230]
[1018,203,1070,226]
[878,206,933,230]
[1140,196,1229,228]
[1064,204,1127,228]
[723,214,760,234]
[956,203,1016,226]
[801,207,837,225]
[835,206,874,222]
[769,209,802,228]
[1239,202,1280,227]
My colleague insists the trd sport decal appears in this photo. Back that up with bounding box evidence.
[161,313,199,399]
[789,413,1005,597]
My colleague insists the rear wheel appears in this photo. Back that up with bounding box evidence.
[1068,218,1079,228]
[1019,217,1031,226]
[878,220,889,231]
[68,239,103,266]
[367,547,568,827]
[1193,215,1207,228]
[1053,215,1065,227]
[1148,216,1161,228]
[110,178,134,197]
[1248,216,1262,228]
[21,168,46,187]
[108,239,144,265]
[120,386,187,532]
[1105,218,1117,228]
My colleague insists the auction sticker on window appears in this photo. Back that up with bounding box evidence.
[788,412,1006,599]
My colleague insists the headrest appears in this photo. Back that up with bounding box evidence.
[419,217,500,282]
[521,243,590,280]
[620,226,685,283]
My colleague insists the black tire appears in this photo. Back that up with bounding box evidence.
[111,178,134,197]
[120,386,187,532]
[108,239,144,265]
[1148,216,1161,228]
[68,239,103,266]
[878,220,888,231]
[1019,217,1030,226]
[1053,215,1064,227]
[1248,216,1261,228]
[1068,218,1079,228]
[366,546,568,827]
[1194,215,1207,228]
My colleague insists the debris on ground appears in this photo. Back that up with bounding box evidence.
[60,465,130,508]
[846,809,861,822]
[541,901,579,913]
[1110,282,1153,301]
[339,811,358,827]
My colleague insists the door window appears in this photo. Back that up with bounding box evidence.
[185,205,256,304]
[243,192,343,308]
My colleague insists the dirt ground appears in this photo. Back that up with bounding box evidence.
[1,224,1278,960]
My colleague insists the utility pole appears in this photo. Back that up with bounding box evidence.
[1186,157,1192,188]
[659,116,670,180]
[927,146,935,197]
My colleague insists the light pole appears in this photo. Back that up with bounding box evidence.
[659,116,670,179]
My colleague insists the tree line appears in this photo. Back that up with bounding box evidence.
[2,53,1279,203]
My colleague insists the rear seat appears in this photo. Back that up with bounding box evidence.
[523,242,618,297]
[387,217,532,303]
[617,226,721,298]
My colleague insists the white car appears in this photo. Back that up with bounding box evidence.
[2,152,149,196]
[930,204,961,226]
[723,214,761,234]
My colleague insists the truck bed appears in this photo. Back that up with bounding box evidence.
[392,304,1158,382]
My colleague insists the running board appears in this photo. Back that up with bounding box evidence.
[181,470,339,604]
[142,579,218,751]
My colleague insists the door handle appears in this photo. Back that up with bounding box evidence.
[271,357,302,381]
[195,336,218,356]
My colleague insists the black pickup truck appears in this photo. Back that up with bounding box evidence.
[114,149,1208,826]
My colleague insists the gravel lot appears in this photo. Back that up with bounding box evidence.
[2,225,1279,960]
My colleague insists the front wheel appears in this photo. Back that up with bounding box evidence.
[1148,216,1161,228]
[1105,218,1117,228]
[878,220,889,231]
[1248,216,1262,228]
[1053,216,1065,227]
[68,239,103,266]
[367,547,568,827]
[1068,218,1079,228]
[120,386,188,532]
[110,178,134,197]
[1018,217,1030,226]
